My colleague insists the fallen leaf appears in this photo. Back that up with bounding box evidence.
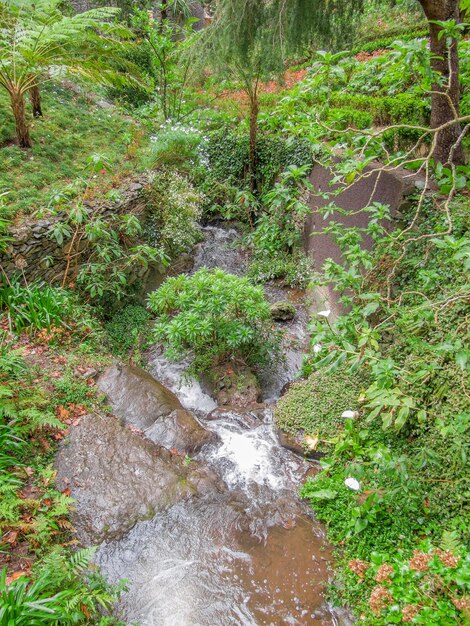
[56,405,70,421]
[6,571,28,585]
[3,530,18,544]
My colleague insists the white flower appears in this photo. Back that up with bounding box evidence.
[318,309,331,318]
[344,477,361,491]
[342,410,358,419]
[313,343,322,353]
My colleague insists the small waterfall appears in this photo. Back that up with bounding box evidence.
[96,225,351,626]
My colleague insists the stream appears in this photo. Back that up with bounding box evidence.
[95,226,351,626]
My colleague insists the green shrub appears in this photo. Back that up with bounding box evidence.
[205,127,312,190]
[148,126,202,170]
[328,93,429,126]
[105,304,151,356]
[248,250,312,289]
[325,107,373,130]
[147,268,278,376]
[275,367,366,451]
[106,41,154,107]
[0,548,126,625]
[352,29,429,54]
[143,169,202,257]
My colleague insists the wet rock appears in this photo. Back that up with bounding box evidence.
[270,301,296,322]
[276,429,325,460]
[97,364,215,454]
[204,364,261,408]
[276,429,306,456]
[55,413,202,544]
[206,406,267,429]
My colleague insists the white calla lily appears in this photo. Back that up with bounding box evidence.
[344,477,361,491]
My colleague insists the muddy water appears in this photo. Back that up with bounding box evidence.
[96,226,349,626]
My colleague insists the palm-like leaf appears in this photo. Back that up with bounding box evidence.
[0,0,128,93]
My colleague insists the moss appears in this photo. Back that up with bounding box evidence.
[275,367,367,449]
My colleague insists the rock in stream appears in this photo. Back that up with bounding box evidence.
[97,364,216,454]
[55,412,216,544]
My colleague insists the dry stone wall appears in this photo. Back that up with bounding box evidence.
[1,175,151,284]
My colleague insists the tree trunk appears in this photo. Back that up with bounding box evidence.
[249,92,259,191]
[29,84,43,118]
[418,0,464,165]
[160,3,168,32]
[10,89,32,149]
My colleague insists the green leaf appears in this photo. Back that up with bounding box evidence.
[354,518,368,533]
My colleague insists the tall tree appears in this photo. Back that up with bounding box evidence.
[0,0,126,148]
[203,0,364,188]
[415,0,465,164]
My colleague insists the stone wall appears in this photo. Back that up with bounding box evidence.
[1,176,150,285]
[304,162,424,316]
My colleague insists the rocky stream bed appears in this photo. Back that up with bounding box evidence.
[55,225,352,626]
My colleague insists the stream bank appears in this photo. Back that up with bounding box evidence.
[56,224,351,626]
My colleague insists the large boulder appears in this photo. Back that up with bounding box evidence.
[97,365,215,454]
[55,413,216,544]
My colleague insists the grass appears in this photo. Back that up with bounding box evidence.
[0,82,151,220]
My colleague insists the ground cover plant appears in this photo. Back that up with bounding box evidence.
[0,318,126,624]
[0,83,150,220]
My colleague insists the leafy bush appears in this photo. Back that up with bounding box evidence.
[328,92,429,126]
[148,125,202,170]
[247,250,312,289]
[205,127,312,191]
[295,183,470,622]
[106,41,154,107]
[353,28,429,53]
[0,548,126,625]
[325,107,373,130]
[143,169,202,257]
[105,304,151,357]
[148,268,278,376]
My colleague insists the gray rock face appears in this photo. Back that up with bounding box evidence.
[270,301,296,322]
[55,413,208,544]
[97,365,215,453]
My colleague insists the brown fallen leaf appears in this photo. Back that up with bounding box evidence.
[6,571,28,585]
[56,405,70,421]
[3,530,18,544]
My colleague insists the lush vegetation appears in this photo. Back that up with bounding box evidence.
[148,268,278,377]
[0,83,149,219]
[0,0,469,623]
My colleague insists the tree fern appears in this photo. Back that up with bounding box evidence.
[0,0,138,147]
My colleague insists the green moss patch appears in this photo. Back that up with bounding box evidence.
[275,367,367,450]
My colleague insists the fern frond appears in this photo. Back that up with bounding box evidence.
[440,530,462,554]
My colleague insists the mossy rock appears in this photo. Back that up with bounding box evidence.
[274,367,367,454]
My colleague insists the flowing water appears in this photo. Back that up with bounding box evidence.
[96,226,350,626]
